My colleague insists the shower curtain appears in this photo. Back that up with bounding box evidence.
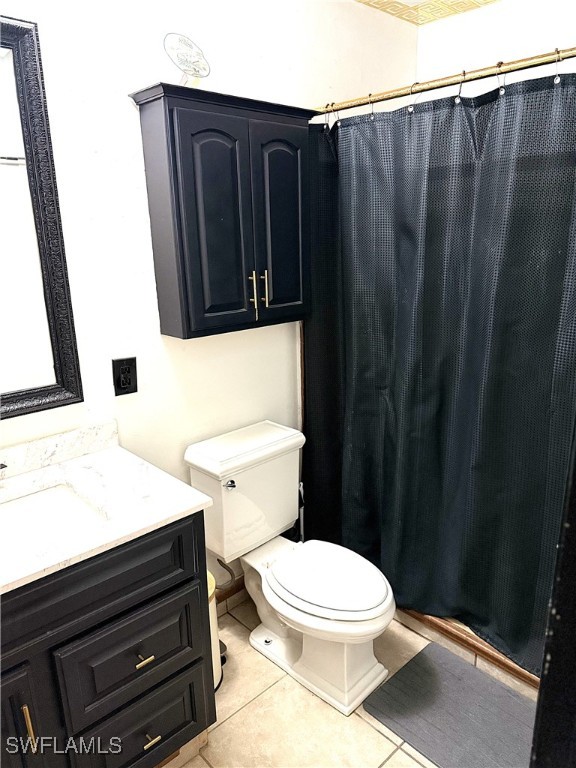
[303,75,576,674]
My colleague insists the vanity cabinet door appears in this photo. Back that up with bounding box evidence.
[1,665,42,767]
[250,120,310,321]
[173,108,256,333]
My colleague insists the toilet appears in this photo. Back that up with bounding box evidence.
[185,421,396,715]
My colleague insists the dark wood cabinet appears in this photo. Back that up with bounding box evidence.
[131,84,317,338]
[69,666,209,768]
[1,665,43,767]
[1,516,216,768]
[250,120,311,322]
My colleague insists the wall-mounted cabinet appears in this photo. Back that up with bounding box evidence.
[131,84,317,338]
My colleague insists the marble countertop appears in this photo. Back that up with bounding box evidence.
[0,444,212,595]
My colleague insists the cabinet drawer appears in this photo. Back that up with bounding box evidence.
[1,518,201,650]
[71,664,209,768]
[55,582,206,734]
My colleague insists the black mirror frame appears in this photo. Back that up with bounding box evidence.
[0,16,82,419]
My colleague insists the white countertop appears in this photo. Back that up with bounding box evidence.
[0,445,212,595]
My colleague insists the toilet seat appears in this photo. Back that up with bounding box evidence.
[264,540,391,621]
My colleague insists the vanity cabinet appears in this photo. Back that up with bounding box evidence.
[1,515,216,768]
[131,84,317,338]
[1,665,44,767]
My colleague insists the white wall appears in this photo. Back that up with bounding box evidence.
[0,0,417,484]
[2,0,573,582]
[416,0,576,97]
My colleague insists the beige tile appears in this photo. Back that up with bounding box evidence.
[401,744,439,768]
[164,731,208,768]
[227,588,249,610]
[382,747,434,768]
[180,757,210,768]
[355,705,404,746]
[374,619,430,678]
[228,595,260,631]
[212,614,285,727]
[203,675,397,768]
[216,599,228,617]
[475,657,539,702]
[394,611,475,665]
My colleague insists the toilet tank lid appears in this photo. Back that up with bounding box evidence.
[184,421,305,479]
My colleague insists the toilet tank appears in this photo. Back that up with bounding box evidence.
[184,421,305,562]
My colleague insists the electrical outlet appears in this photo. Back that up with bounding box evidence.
[112,357,138,396]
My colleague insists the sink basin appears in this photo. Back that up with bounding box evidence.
[0,483,109,591]
[1,483,99,523]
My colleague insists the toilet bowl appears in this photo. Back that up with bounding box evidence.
[241,536,395,715]
[185,421,396,716]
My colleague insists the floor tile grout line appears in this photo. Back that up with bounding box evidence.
[227,608,257,633]
[208,673,287,732]
[378,743,439,768]
[198,750,216,768]
[353,709,405,749]
[378,745,402,766]
[402,746,440,768]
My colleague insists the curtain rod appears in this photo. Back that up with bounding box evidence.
[318,45,576,113]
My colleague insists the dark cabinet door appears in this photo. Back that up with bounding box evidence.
[1,665,41,767]
[249,120,310,320]
[173,108,256,332]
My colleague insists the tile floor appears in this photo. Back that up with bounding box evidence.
[181,595,534,768]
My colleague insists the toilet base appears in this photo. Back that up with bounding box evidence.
[249,623,389,716]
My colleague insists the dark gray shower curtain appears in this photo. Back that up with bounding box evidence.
[303,75,576,674]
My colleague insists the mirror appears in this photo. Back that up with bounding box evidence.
[0,16,82,418]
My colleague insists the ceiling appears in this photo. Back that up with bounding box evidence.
[354,0,499,26]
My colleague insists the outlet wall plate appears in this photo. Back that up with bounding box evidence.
[112,358,137,396]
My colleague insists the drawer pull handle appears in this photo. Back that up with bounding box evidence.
[21,705,37,753]
[260,270,270,308]
[143,733,162,751]
[248,271,259,321]
[135,654,156,670]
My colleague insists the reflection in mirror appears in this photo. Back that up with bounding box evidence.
[0,16,82,418]
[0,47,55,392]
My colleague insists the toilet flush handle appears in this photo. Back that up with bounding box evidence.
[224,479,236,490]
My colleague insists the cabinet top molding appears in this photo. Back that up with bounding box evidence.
[130,83,318,120]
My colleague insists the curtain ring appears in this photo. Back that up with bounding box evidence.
[455,70,466,104]
[329,102,341,127]
[554,47,561,85]
[328,102,341,129]
[496,61,506,95]
[407,82,419,113]
[324,103,330,131]
[368,93,375,120]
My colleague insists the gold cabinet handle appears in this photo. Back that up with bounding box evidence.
[259,270,270,308]
[143,733,162,751]
[248,270,259,321]
[135,653,156,670]
[21,705,37,753]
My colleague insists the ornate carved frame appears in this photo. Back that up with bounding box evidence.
[1,16,83,418]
